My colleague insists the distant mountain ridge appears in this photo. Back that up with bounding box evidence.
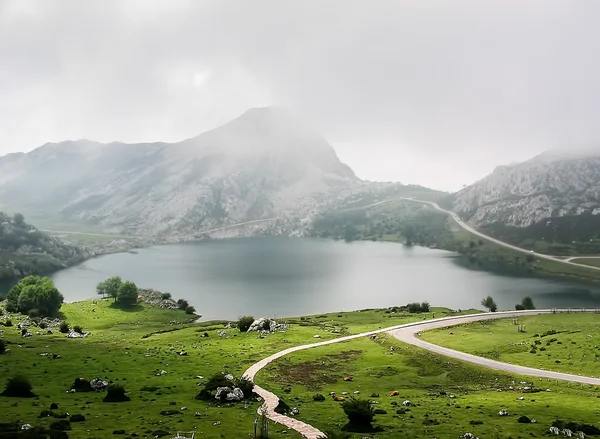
[450,149,600,249]
[0,107,369,239]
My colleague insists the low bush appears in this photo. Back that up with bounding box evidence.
[161,292,171,300]
[103,384,130,402]
[185,306,196,315]
[274,398,291,415]
[4,319,12,327]
[71,378,92,392]
[234,377,254,398]
[313,393,326,402]
[50,420,71,431]
[237,316,255,332]
[1,375,35,397]
[203,373,232,391]
[341,398,375,432]
[470,420,483,425]
[552,419,600,435]
[195,389,213,401]
[73,325,84,335]
[49,430,69,439]
[59,322,69,334]
[0,339,5,354]
[517,415,531,423]
[38,322,47,329]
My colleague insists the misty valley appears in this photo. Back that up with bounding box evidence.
[3,5,600,438]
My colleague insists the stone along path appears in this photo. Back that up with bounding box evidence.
[243,309,600,438]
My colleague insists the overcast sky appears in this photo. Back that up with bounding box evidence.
[2,0,600,191]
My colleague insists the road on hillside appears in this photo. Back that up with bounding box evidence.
[40,229,140,239]
[244,309,600,439]
[391,311,600,384]
[392,197,600,272]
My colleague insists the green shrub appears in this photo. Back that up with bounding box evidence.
[341,398,375,431]
[407,302,430,313]
[50,420,71,431]
[203,373,231,391]
[59,322,69,334]
[313,393,326,402]
[1,375,35,397]
[73,325,84,335]
[38,322,47,329]
[185,306,196,315]
[237,316,255,332]
[161,292,171,300]
[515,304,526,311]
[103,384,130,402]
[195,389,212,401]
[234,377,254,398]
[3,319,11,327]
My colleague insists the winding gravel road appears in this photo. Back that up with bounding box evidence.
[244,309,600,439]
[397,197,600,271]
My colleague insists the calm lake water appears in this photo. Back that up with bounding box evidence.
[49,237,600,320]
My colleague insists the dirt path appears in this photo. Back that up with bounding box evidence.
[244,309,600,438]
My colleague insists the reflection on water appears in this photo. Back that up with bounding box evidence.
[24,237,600,320]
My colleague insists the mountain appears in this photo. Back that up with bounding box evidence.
[450,149,600,250]
[0,212,92,282]
[0,107,362,238]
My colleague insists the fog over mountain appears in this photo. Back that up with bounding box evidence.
[2,0,600,190]
[0,107,366,237]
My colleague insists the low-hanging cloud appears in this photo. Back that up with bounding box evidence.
[2,0,600,191]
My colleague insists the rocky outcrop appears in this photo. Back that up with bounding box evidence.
[450,150,600,240]
[0,107,362,239]
[0,212,94,281]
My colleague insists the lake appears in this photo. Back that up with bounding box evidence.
[49,237,600,320]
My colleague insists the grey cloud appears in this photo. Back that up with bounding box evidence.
[2,0,600,190]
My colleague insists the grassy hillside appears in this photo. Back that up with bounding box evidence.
[2,299,599,438]
[421,313,600,377]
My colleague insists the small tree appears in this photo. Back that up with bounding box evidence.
[96,276,122,301]
[7,276,63,316]
[1,375,35,397]
[185,305,196,315]
[177,299,189,310]
[515,304,526,311]
[481,296,498,312]
[116,281,138,307]
[521,297,535,310]
[341,398,375,432]
[237,316,255,332]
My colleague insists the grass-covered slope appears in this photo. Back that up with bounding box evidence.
[258,335,600,438]
[0,299,470,438]
[421,313,600,377]
[2,299,600,438]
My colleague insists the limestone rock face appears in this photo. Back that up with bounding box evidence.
[451,150,600,229]
[0,107,360,239]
